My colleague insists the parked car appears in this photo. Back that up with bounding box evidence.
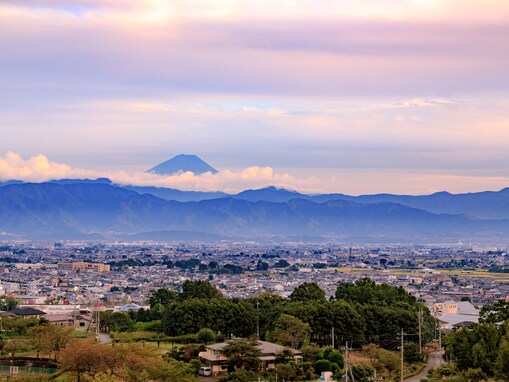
[199,366,212,376]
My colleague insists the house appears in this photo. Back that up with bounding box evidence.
[9,307,47,319]
[436,300,480,330]
[199,340,302,376]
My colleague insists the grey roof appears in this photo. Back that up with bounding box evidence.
[457,301,479,315]
[439,313,479,328]
[10,307,47,316]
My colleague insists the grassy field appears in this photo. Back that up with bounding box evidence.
[333,267,509,283]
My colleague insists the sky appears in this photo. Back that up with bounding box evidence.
[1,0,509,194]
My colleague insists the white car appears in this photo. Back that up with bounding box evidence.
[199,366,212,376]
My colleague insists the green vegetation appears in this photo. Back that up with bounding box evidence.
[146,278,434,348]
[0,279,432,381]
[439,299,509,381]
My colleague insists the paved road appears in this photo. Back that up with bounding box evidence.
[404,351,442,382]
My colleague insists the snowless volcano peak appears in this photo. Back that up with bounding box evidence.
[147,154,218,176]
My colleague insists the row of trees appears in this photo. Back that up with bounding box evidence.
[143,278,433,347]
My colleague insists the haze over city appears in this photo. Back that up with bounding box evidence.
[1,0,509,194]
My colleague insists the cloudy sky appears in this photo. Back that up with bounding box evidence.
[1,0,509,194]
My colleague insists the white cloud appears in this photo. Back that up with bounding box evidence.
[0,151,96,181]
[2,152,509,196]
[0,152,318,193]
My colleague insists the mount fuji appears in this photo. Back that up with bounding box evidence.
[147,154,218,176]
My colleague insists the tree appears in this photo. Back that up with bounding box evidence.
[496,336,509,380]
[47,324,74,360]
[27,325,51,359]
[403,342,424,364]
[256,260,269,271]
[270,314,310,349]
[289,282,326,303]
[275,363,296,381]
[480,299,509,324]
[162,298,256,338]
[4,337,30,360]
[275,348,295,365]
[376,348,400,378]
[274,259,290,268]
[197,328,216,344]
[327,350,344,369]
[0,295,20,311]
[302,344,322,363]
[61,341,198,382]
[99,311,134,333]
[219,338,261,372]
[148,288,178,308]
[314,359,333,374]
[60,341,106,382]
[182,280,222,299]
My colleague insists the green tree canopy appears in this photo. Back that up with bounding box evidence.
[289,282,326,303]
[270,314,310,349]
[148,288,179,308]
[219,338,262,372]
[182,280,223,299]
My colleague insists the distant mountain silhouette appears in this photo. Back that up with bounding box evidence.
[231,186,308,202]
[0,180,24,187]
[308,189,509,219]
[1,181,509,242]
[124,185,226,202]
[147,154,218,175]
[223,186,509,220]
[50,178,113,185]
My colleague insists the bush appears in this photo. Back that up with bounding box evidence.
[322,346,334,360]
[314,359,333,374]
[463,368,486,382]
[189,358,202,373]
[327,350,344,368]
[302,344,322,363]
[219,370,260,382]
[404,342,424,364]
[197,328,216,344]
[350,364,374,382]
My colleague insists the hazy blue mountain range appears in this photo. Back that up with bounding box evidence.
[0,180,24,187]
[124,185,227,202]
[1,181,509,242]
[230,186,307,202]
[230,187,509,220]
[147,154,218,175]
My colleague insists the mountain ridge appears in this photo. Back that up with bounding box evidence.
[0,181,508,242]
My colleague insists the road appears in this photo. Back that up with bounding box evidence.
[404,351,442,382]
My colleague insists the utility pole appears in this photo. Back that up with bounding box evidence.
[438,325,442,366]
[345,341,349,382]
[96,309,100,336]
[418,309,423,354]
[332,326,335,349]
[400,328,404,382]
[256,300,260,339]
